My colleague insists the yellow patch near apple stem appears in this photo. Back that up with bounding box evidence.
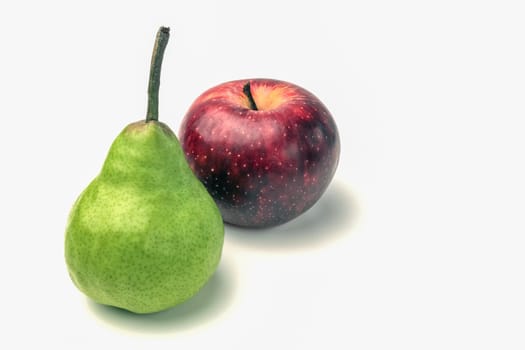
[249,86,287,111]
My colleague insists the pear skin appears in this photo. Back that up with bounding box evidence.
[65,28,224,314]
[66,121,224,313]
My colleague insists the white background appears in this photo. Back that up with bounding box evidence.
[1,0,524,348]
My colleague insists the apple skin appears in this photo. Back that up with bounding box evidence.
[179,79,340,227]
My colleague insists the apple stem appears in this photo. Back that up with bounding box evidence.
[146,27,170,122]
[243,82,258,111]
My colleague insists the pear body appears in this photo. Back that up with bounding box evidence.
[65,121,224,314]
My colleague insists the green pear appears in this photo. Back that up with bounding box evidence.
[65,27,224,314]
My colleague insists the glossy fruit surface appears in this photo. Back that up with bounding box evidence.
[180,79,340,227]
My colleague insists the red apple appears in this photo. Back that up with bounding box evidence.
[179,79,340,227]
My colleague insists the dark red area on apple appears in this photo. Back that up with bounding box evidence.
[179,79,340,227]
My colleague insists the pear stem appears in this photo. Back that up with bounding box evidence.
[146,27,170,122]
[243,82,258,111]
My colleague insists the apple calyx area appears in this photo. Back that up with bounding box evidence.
[242,82,258,111]
[240,80,289,111]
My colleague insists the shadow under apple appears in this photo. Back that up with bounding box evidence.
[225,179,358,251]
[86,258,236,334]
